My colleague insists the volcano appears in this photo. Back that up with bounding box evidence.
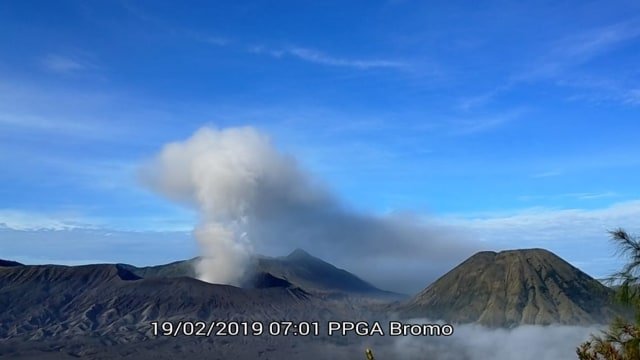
[398,248,620,327]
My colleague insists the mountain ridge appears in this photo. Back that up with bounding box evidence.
[115,249,399,298]
[0,247,629,359]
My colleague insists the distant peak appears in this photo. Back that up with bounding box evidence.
[286,248,314,260]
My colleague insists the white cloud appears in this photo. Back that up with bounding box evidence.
[440,200,640,279]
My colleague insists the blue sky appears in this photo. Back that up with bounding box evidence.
[1,0,640,291]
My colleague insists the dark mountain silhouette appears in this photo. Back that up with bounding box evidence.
[0,259,23,267]
[397,248,620,327]
[119,249,398,298]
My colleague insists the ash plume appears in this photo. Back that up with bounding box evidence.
[140,126,316,285]
[141,126,480,290]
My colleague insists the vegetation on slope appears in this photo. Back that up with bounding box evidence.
[577,229,640,360]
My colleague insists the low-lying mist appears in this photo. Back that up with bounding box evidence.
[355,321,602,360]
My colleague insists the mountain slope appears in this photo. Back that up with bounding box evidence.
[0,263,326,342]
[398,248,619,327]
[117,258,198,279]
[255,249,395,296]
[0,261,381,359]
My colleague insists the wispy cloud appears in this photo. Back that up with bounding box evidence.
[623,89,640,105]
[287,47,405,69]
[575,191,619,200]
[0,80,160,142]
[249,45,406,69]
[203,36,231,46]
[453,19,640,111]
[565,83,640,107]
[518,191,619,202]
[555,19,640,60]
[0,227,195,267]
[184,30,232,47]
[450,108,526,135]
[532,170,563,178]
[459,19,640,109]
[0,207,194,233]
[41,54,89,74]
[445,200,640,254]
[118,1,407,71]
[0,112,110,137]
[0,209,101,231]
[457,84,514,111]
[458,92,497,111]
[520,19,640,80]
